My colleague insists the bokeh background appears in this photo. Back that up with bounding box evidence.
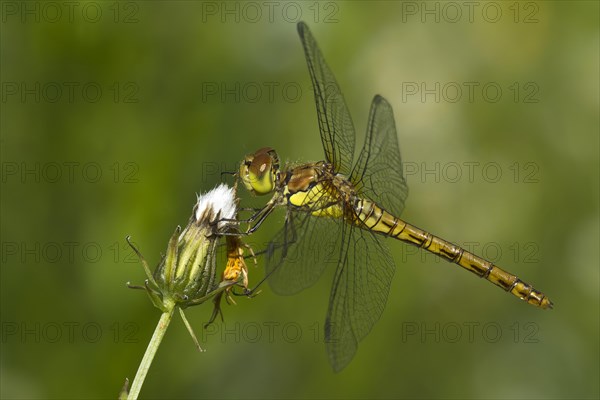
[1,1,598,399]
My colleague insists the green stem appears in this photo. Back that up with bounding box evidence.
[127,301,176,400]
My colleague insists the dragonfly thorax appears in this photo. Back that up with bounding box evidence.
[239,147,281,196]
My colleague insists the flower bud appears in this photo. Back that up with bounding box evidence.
[128,184,238,311]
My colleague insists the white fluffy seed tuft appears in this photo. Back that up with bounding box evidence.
[194,183,237,228]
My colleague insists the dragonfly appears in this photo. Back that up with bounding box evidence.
[235,22,553,372]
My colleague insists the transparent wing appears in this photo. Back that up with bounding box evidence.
[265,208,342,295]
[350,95,408,217]
[324,222,395,372]
[297,22,355,176]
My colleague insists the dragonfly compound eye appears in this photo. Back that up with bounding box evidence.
[240,147,278,195]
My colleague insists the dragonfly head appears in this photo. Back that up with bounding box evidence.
[239,147,280,195]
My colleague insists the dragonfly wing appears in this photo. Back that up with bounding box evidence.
[297,22,355,176]
[350,95,408,217]
[325,223,395,372]
[265,210,342,295]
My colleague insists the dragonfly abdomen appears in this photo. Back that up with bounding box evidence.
[353,198,553,310]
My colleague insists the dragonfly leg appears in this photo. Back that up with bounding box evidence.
[244,210,299,295]
[212,200,277,236]
[239,206,265,213]
[240,242,258,267]
[219,170,237,180]
[204,292,225,328]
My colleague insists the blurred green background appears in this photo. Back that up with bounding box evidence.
[1,1,598,398]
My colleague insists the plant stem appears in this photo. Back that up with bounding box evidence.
[128,302,176,400]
